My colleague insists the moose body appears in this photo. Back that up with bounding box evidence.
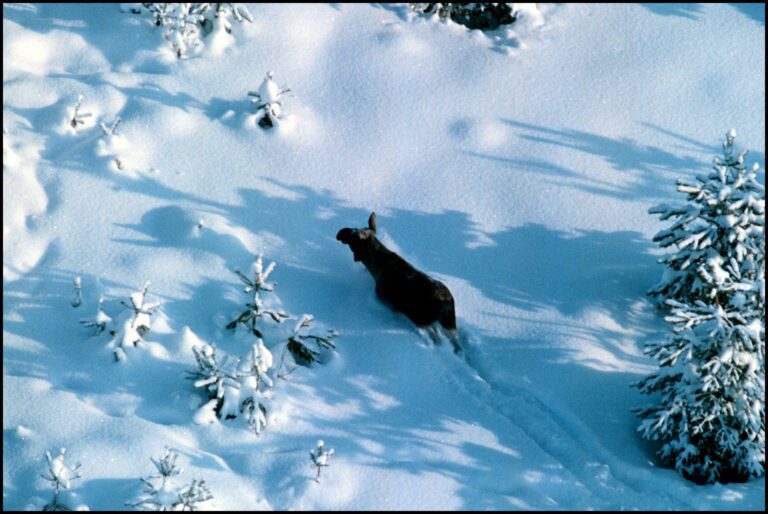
[336,213,459,350]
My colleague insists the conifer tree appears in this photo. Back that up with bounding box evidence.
[309,440,334,483]
[636,130,765,484]
[227,255,288,336]
[110,281,161,361]
[128,448,213,510]
[248,72,291,129]
[189,344,242,419]
[41,448,85,511]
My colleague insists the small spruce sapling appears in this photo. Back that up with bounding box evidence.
[163,3,207,58]
[129,448,213,510]
[80,296,115,336]
[248,72,291,129]
[237,339,273,434]
[142,2,175,26]
[69,95,92,131]
[189,344,242,419]
[110,281,162,361]
[189,341,274,433]
[285,314,339,367]
[71,276,82,308]
[41,448,83,511]
[309,440,334,483]
[227,255,288,337]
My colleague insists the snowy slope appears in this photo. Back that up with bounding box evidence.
[3,2,765,510]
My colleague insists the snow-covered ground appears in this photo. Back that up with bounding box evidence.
[3,3,765,510]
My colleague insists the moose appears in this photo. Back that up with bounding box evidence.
[336,212,460,352]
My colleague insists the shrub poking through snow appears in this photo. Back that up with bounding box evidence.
[96,115,128,171]
[227,254,288,337]
[68,95,92,131]
[309,440,334,483]
[248,71,291,129]
[110,281,161,361]
[128,448,213,510]
[636,130,765,484]
[99,115,122,136]
[285,314,339,367]
[410,3,518,30]
[41,448,83,511]
[189,341,274,434]
[80,296,115,336]
[71,276,82,308]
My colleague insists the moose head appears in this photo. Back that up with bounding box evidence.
[336,212,378,266]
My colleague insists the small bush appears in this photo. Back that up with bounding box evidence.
[410,3,518,30]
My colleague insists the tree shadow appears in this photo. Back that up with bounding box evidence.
[639,3,703,20]
[486,119,704,201]
[730,3,765,25]
[381,210,659,327]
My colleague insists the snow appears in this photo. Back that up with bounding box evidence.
[3,2,765,511]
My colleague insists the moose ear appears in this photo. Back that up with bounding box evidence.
[368,212,377,234]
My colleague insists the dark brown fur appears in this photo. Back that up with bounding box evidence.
[336,213,457,342]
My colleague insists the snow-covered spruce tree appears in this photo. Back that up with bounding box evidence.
[636,130,765,484]
[309,440,334,483]
[128,448,213,511]
[188,344,243,420]
[248,72,291,129]
[109,281,162,361]
[41,448,85,511]
[410,3,518,30]
[227,254,288,336]
[189,340,275,434]
[284,314,339,367]
[648,129,765,305]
